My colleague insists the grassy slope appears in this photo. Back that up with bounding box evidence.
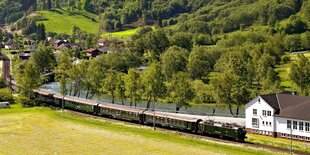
[101,28,139,41]
[36,9,99,34]
[275,52,310,90]
[0,105,286,155]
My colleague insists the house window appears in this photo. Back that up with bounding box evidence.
[269,122,272,127]
[263,110,267,116]
[287,120,292,129]
[293,121,297,130]
[299,122,304,131]
[252,118,259,127]
[253,109,257,115]
[267,111,272,116]
[262,121,265,126]
[306,122,309,132]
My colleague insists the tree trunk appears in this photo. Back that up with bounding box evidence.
[130,100,133,106]
[146,95,152,109]
[87,92,96,99]
[236,102,240,116]
[86,90,89,99]
[228,103,234,116]
[121,97,124,105]
[176,104,181,113]
[111,91,115,104]
[69,85,72,95]
[212,102,219,116]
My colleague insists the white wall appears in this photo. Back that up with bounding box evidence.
[275,117,310,137]
[245,96,275,132]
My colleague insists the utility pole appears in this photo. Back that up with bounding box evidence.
[153,101,155,130]
[290,127,293,154]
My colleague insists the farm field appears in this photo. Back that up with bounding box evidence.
[0,105,286,155]
[36,9,99,34]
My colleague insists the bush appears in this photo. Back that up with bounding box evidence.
[281,55,291,64]
[0,88,14,104]
[0,77,7,88]
[14,95,31,106]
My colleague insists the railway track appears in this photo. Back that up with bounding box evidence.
[64,109,308,155]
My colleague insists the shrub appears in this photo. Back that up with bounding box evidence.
[0,88,14,104]
[14,95,31,106]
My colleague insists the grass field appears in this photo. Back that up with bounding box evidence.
[0,105,287,155]
[101,28,140,41]
[36,9,99,34]
[247,134,310,154]
[275,52,310,90]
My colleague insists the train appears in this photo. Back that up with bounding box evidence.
[34,88,247,142]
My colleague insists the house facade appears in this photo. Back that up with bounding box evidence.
[245,93,310,142]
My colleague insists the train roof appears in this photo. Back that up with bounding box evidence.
[144,110,200,122]
[98,102,146,113]
[64,96,98,106]
[35,88,54,96]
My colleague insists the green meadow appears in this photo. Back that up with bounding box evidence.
[275,52,310,90]
[36,9,99,34]
[0,105,286,155]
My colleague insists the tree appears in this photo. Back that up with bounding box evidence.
[82,58,106,99]
[125,69,142,107]
[36,23,46,41]
[167,72,194,112]
[169,32,193,50]
[144,30,170,60]
[55,50,72,97]
[16,61,41,97]
[191,80,211,103]
[211,71,251,116]
[82,0,91,12]
[67,60,88,97]
[289,54,310,95]
[115,72,126,105]
[141,62,166,109]
[160,46,188,81]
[101,69,118,103]
[187,46,221,80]
[29,44,56,74]
[47,0,52,10]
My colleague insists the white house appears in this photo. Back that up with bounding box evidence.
[245,93,310,142]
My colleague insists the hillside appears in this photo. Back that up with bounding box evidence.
[35,9,99,34]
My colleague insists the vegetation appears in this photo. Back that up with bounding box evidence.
[0,106,289,155]
[36,9,99,34]
[247,134,310,154]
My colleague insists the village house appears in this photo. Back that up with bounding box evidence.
[86,48,101,58]
[245,93,310,142]
[4,40,18,50]
[53,40,64,49]
[98,38,109,47]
